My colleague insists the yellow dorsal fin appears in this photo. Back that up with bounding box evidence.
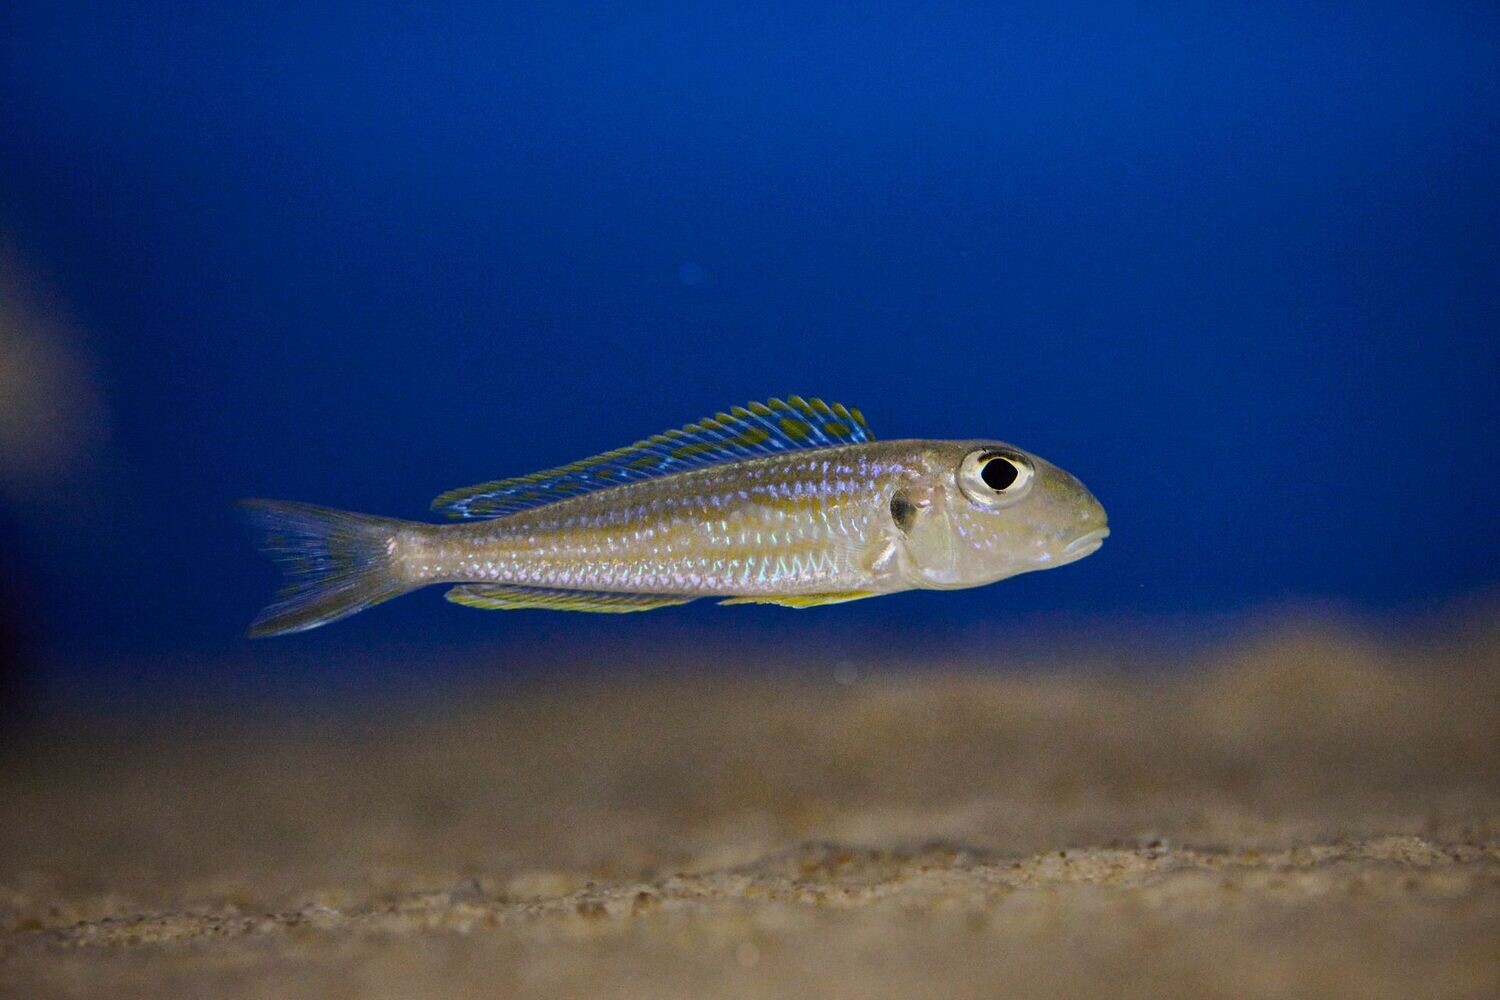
[432,396,874,519]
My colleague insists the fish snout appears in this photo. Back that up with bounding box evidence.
[1058,486,1109,561]
[1062,526,1109,559]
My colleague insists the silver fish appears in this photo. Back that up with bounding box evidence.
[243,396,1107,636]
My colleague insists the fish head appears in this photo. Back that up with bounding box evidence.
[894,440,1108,589]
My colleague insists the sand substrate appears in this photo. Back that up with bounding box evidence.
[2,619,1497,998]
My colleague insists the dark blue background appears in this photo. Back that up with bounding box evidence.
[2,3,1496,690]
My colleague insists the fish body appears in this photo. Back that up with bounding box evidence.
[243,399,1107,636]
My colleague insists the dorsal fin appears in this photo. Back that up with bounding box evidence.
[432,396,874,519]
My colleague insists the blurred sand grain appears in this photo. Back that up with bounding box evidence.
[2,617,1497,998]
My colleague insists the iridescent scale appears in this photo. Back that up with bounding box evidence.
[408,443,924,598]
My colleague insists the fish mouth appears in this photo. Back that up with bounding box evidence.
[1060,527,1109,560]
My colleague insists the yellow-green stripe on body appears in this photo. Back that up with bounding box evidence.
[404,443,925,597]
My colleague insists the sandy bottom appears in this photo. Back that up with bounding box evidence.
[3,617,1497,998]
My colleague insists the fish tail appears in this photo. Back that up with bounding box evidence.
[240,499,418,637]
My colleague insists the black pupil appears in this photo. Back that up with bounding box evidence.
[980,457,1019,491]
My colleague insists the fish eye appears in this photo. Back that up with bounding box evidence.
[959,449,1034,508]
[981,456,1019,490]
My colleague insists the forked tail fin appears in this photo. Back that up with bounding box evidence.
[240,499,417,637]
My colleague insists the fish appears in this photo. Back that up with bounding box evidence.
[242,396,1108,637]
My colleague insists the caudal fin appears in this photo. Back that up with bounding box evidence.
[240,499,416,637]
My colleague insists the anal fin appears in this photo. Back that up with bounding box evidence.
[446,584,695,613]
[718,591,877,608]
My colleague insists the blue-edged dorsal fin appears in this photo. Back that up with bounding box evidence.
[432,396,874,519]
[446,584,695,613]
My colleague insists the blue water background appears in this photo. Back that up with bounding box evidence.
[1,3,1496,696]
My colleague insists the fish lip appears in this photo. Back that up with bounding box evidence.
[1062,527,1110,558]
